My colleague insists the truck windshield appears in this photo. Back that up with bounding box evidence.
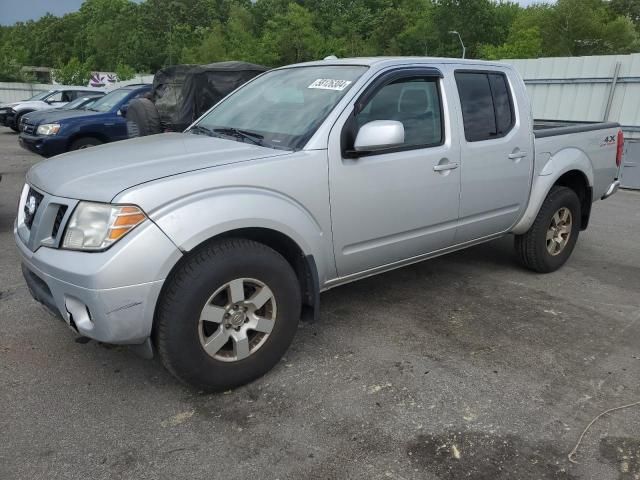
[26,91,52,101]
[193,65,367,150]
[89,89,131,112]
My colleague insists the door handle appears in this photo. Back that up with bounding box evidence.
[508,152,528,160]
[433,162,459,172]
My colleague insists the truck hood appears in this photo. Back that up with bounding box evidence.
[10,100,49,112]
[27,133,291,202]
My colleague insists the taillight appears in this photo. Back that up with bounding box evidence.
[616,130,624,168]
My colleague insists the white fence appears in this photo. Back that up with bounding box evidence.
[0,74,154,103]
[504,53,640,188]
[503,53,640,140]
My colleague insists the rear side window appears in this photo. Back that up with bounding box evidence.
[455,71,514,142]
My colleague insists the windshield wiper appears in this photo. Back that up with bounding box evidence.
[212,127,264,146]
[188,125,215,137]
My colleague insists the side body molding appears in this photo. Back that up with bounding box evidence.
[511,147,593,235]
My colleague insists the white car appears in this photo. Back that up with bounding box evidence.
[0,86,106,131]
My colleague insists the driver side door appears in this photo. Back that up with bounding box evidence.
[328,68,461,277]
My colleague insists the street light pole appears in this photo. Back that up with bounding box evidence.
[449,30,466,59]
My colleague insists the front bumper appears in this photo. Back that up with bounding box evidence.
[19,133,67,158]
[15,219,182,345]
[601,179,620,200]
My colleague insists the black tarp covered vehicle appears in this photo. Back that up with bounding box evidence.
[127,61,268,136]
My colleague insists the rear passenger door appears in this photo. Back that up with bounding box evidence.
[453,69,533,243]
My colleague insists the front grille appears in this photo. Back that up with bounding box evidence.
[23,188,44,230]
[21,120,32,134]
[51,205,68,238]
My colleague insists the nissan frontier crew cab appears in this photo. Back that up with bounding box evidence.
[15,58,623,391]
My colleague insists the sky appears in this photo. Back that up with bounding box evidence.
[0,0,550,26]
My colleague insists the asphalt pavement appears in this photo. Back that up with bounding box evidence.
[0,127,639,480]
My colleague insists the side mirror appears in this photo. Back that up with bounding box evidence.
[119,104,128,116]
[354,120,405,153]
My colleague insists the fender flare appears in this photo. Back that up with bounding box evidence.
[150,186,334,285]
[512,148,593,235]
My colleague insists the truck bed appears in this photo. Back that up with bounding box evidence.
[533,119,620,138]
[532,119,620,201]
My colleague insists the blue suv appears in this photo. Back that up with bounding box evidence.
[19,84,151,157]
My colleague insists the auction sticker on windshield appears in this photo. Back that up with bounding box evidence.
[308,79,352,91]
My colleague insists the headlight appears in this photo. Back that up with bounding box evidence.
[36,123,61,136]
[62,202,147,251]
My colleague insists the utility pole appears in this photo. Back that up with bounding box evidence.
[449,31,466,59]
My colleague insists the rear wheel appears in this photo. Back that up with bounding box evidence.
[70,137,103,151]
[155,238,301,391]
[515,186,581,273]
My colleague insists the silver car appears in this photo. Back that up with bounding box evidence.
[15,58,622,390]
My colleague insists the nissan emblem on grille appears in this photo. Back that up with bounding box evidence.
[23,189,43,229]
[27,196,36,215]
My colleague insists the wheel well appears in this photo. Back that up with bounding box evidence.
[554,170,592,230]
[67,133,108,149]
[168,228,319,320]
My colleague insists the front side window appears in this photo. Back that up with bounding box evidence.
[194,65,367,150]
[45,91,65,103]
[455,71,515,142]
[355,77,443,148]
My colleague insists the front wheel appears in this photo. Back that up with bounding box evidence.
[515,186,581,273]
[155,238,301,391]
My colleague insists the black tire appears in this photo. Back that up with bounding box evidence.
[155,238,301,391]
[515,186,581,273]
[70,137,103,151]
[12,111,30,132]
[126,98,161,137]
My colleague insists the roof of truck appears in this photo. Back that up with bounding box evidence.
[49,85,108,91]
[286,56,511,69]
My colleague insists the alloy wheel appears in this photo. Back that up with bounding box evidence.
[198,278,277,362]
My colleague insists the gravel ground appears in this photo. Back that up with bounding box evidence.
[0,127,639,480]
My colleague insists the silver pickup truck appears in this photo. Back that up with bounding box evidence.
[15,58,623,390]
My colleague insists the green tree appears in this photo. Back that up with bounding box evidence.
[480,26,542,59]
[181,23,228,63]
[546,0,638,55]
[115,62,136,81]
[0,0,638,78]
[430,0,510,58]
[53,57,92,85]
[609,0,640,29]
[260,3,324,65]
